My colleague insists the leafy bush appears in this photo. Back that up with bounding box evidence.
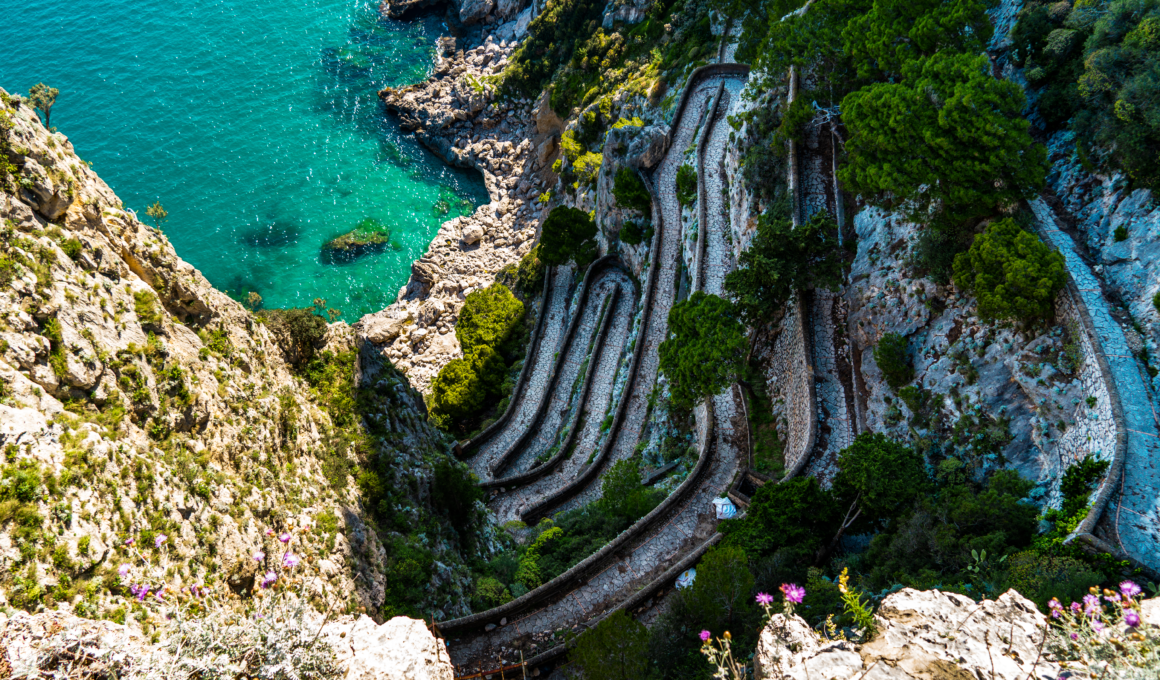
[471,577,513,611]
[427,346,506,433]
[612,166,651,214]
[872,332,913,389]
[676,163,697,206]
[432,459,484,544]
[658,291,748,407]
[133,289,163,327]
[721,476,840,562]
[596,458,660,522]
[571,610,651,680]
[501,0,607,108]
[619,219,654,247]
[261,307,328,368]
[683,545,758,634]
[60,238,82,260]
[516,244,545,294]
[573,152,603,189]
[1114,225,1128,242]
[843,0,993,81]
[724,211,843,326]
[456,283,525,358]
[540,206,598,268]
[952,218,1067,325]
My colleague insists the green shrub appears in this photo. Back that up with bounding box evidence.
[514,525,563,590]
[595,458,662,522]
[725,211,843,326]
[428,346,506,433]
[261,307,327,368]
[612,167,651,214]
[1114,225,1129,242]
[684,545,757,634]
[873,332,913,389]
[456,283,525,357]
[659,292,748,408]
[540,206,598,268]
[515,244,545,294]
[676,163,697,206]
[471,577,513,611]
[573,151,603,189]
[60,238,82,260]
[133,290,163,327]
[841,53,1047,225]
[571,610,651,680]
[432,459,484,541]
[952,218,1067,325]
[618,219,653,246]
[1154,290,1160,314]
[721,476,840,562]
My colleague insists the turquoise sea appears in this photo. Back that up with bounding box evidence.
[0,0,485,319]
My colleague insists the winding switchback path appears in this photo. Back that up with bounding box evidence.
[464,265,574,481]
[439,64,750,675]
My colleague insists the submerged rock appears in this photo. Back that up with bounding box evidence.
[321,218,396,263]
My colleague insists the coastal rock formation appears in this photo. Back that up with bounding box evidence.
[372,35,552,391]
[0,89,475,623]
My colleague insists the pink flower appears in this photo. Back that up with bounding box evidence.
[135,585,151,602]
[1047,598,1062,619]
[282,552,300,569]
[254,551,265,562]
[780,583,806,604]
[1070,632,1078,641]
[266,529,274,537]
[1120,581,1142,599]
[699,630,711,642]
[279,533,291,544]
[1091,620,1104,632]
[1083,594,1102,617]
[756,592,774,606]
[1125,610,1141,627]
[154,534,167,548]
[1070,601,1082,613]
[118,564,131,579]
[125,538,135,547]
[260,571,277,589]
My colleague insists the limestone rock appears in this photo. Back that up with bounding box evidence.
[755,589,1061,680]
[534,90,564,136]
[626,124,669,170]
[458,0,493,25]
[411,259,443,284]
[359,310,413,345]
[337,615,453,680]
[462,223,485,244]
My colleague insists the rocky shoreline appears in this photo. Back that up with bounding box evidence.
[354,6,562,392]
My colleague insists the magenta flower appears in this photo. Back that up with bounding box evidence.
[756,592,775,606]
[260,571,277,589]
[279,532,292,544]
[699,630,711,642]
[136,585,151,602]
[1070,632,1078,641]
[125,538,135,547]
[1070,601,1082,613]
[1120,581,1142,599]
[1083,594,1101,617]
[118,563,131,579]
[266,529,274,537]
[154,534,167,548]
[780,583,806,604]
[282,552,300,569]
[1091,620,1105,632]
[254,551,265,562]
[1125,610,1141,627]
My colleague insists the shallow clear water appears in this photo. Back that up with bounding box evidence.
[0,0,485,319]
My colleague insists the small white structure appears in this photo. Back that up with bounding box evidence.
[676,568,696,589]
[712,497,737,520]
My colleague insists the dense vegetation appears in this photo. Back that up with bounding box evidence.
[428,283,527,435]
[573,427,1125,678]
[658,291,748,407]
[1013,0,1160,190]
[539,206,599,268]
[952,218,1068,324]
[471,458,663,609]
[724,212,844,327]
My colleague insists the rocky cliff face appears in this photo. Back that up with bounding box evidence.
[0,90,478,622]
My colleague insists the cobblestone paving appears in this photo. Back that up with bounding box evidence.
[488,270,637,523]
[468,265,574,480]
[444,72,749,671]
[700,78,745,298]
[1030,198,1160,565]
[798,109,857,482]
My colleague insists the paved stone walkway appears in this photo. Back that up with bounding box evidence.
[1030,198,1160,565]
[444,69,749,671]
[488,269,638,523]
[468,265,574,480]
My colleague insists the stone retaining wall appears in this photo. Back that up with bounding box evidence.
[481,283,625,490]
[519,172,665,521]
[488,255,627,477]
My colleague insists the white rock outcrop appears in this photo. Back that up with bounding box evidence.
[755,588,1062,680]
